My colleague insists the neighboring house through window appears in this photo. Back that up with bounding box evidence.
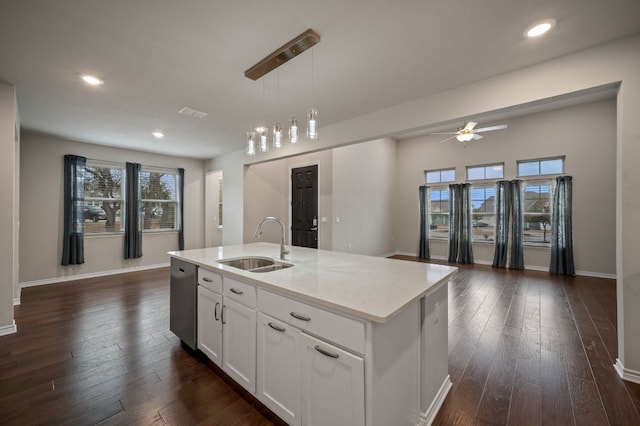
[518,156,564,244]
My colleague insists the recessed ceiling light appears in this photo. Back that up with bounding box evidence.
[152,131,164,138]
[80,74,104,86]
[525,19,556,38]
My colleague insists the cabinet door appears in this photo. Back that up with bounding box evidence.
[197,286,223,366]
[223,297,256,394]
[257,313,300,426]
[299,333,365,426]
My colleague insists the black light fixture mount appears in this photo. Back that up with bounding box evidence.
[245,29,321,81]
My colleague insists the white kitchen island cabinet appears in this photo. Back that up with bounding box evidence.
[171,242,457,426]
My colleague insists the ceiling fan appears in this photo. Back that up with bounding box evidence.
[432,121,508,143]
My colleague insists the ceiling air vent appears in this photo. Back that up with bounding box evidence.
[178,107,208,119]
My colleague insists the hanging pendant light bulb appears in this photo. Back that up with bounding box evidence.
[273,122,283,148]
[246,131,256,156]
[272,68,283,149]
[307,108,318,140]
[256,126,269,152]
[307,47,318,140]
[289,116,299,143]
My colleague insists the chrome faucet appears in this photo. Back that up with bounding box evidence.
[254,216,290,260]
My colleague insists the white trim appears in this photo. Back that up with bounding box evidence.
[13,298,20,306]
[574,270,616,280]
[614,358,640,384]
[0,320,17,337]
[378,251,397,258]
[20,263,169,288]
[420,375,452,426]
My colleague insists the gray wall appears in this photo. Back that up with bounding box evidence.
[332,138,397,256]
[19,132,206,284]
[396,99,616,275]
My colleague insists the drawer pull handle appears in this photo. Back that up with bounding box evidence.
[214,302,220,321]
[314,345,339,359]
[230,288,244,295]
[268,322,286,333]
[290,312,311,321]
[202,277,213,283]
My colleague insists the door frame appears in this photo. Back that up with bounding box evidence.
[288,161,321,249]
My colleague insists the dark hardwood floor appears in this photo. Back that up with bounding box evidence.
[1,260,639,425]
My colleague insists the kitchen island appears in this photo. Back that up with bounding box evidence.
[169,242,457,426]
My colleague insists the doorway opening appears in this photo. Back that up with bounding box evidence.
[290,164,318,248]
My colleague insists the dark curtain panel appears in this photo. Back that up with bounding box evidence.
[124,162,143,259]
[509,180,524,269]
[448,183,474,264]
[550,176,575,275]
[61,155,86,265]
[418,186,430,259]
[492,180,510,268]
[177,168,185,250]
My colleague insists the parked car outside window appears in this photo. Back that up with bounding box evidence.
[83,205,106,222]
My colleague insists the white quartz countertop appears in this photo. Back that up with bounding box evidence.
[169,242,457,323]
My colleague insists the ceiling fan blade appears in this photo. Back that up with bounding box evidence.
[431,132,458,135]
[472,133,484,140]
[439,135,458,144]
[463,121,478,131]
[474,124,508,132]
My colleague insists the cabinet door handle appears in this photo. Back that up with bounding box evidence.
[230,288,244,295]
[202,277,213,283]
[290,312,311,321]
[221,305,226,324]
[214,302,220,321]
[268,322,286,333]
[314,345,339,359]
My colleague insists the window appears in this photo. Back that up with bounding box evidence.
[470,184,496,242]
[426,168,455,184]
[467,163,504,181]
[84,160,124,234]
[428,187,450,239]
[518,156,564,177]
[523,181,553,244]
[140,167,179,231]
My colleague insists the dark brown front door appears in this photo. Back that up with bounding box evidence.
[291,164,318,248]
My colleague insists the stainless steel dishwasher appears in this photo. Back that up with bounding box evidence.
[169,257,197,350]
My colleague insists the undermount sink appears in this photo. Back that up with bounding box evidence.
[217,256,293,273]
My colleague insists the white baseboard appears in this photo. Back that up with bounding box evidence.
[13,298,20,306]
[614,358,640,384]
[389,252,615,278]
[20,263,170,288]
[420,375,452,426]
[0,320,17,337]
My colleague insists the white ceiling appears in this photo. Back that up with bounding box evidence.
[1,0,639,159]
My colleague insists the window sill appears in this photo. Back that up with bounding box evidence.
[143,230,178,235]
[84,232,124,239]
[524,243,551,249]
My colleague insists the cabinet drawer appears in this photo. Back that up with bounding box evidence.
[258,289,365,355]
[224,277,256,308]
[198,267,222,293]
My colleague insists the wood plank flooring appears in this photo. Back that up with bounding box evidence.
[1,260,639,425]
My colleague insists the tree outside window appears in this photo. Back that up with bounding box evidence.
[84,163,124,233]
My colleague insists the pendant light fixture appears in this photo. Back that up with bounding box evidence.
[246,131,256,155]
[289,115,299,143]
[272,68,283,149]
[307,47,318,140]
[244,29,321,155]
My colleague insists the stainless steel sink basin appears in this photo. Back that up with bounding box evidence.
[217,257,274,270]
[217,256,293,273]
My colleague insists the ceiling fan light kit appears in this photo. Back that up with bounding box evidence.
[244,29,321,155]
[432,121,508,144]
